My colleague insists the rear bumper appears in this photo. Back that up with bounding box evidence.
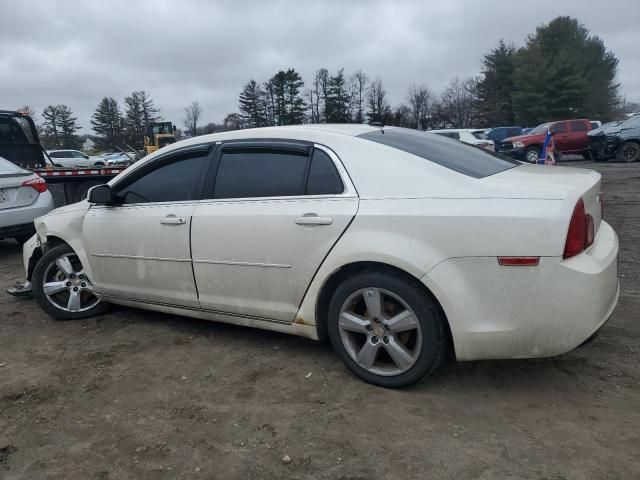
[422,221,619,361]
[0,190,54,232]
[0,222,36,239]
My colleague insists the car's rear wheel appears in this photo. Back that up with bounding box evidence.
[32,243,109,320]
[524,146,541,163]
[327,270,447,388]
[617,141,640,162]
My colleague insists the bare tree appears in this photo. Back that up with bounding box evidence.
[350,71,368,123]
[183,101,202,137]
[439,77,481,128]
[366,78,390,124]
[406,85,434,129]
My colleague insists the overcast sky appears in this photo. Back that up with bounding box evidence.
[1,0,638,132]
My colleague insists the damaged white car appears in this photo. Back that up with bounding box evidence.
[20,124,619,387]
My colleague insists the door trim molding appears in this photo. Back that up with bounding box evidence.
[91,253,191,262]
[192,259,291,268]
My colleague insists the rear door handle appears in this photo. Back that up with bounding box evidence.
[295,214,333,225]
[160,215,186,225]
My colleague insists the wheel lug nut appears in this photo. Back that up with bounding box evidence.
[365,325,372,331]
[66,282,71,287]
[81,283,86,287]
[371,336,378,343]
[73,287,78,292]
[79,275,84,279]
[70,274,75,279]
[383,336,389,344]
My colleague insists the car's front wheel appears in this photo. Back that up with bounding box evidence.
[32,243,109,320]
[617,141,640,162]
[327,270,447,388]
[524,146,541,163]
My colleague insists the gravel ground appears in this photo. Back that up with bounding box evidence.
[1,160,639,480]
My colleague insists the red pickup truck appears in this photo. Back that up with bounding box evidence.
[497,119,593,162]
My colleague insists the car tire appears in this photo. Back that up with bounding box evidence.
[327,270,447,388]
[32,243,109,320]
[617,141,640,163]
[93,162,105,167]
[524,146,541,163]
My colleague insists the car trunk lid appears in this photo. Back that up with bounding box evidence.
[0,159,41,210]
[484,164,602,232]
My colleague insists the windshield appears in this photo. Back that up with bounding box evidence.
[619,115,640,129]
[358,128,519,179]
[529,123,550,135]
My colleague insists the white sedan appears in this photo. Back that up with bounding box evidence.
[22,124,619,387]
[47,149,103,168]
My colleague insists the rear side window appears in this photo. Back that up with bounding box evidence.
[359,128,519,178]
[213,149,307,199]
[306,149,343,195]
[570,121,588,132]
[550,122,567,134]
[116,152,209,204]
[471,131,489,140]
[509,128,522,137]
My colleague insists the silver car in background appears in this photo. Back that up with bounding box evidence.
[0,156,54,243]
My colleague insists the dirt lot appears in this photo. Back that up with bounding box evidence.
[1,161,639,480]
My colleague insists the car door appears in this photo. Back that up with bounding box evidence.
[82,145,212,307]
[71,150,92,167]
[550,122,571,151]
[191,141,359,322]
[569,120,589,151]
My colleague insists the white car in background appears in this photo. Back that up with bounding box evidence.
[0,156,54,243]
[47,149,103,168]
[427,128,495,151]
[22,124,618,387]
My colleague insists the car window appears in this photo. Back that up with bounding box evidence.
[550,122,566,134]
[509,128,522,137]
[359,128,519,178]
[570,121,588,132]
[619,116,640,129]
[433,131,460,140]
[72,151,87,158]
[471,131,489,140]
[213,148,308,199]
[306,149,343,195]
[116,152,209,204]
[529,123,550,135]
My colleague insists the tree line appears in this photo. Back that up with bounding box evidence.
[25,16,637,150]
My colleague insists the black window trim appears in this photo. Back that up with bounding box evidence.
[108,143,215,206]
[201,139,355,202]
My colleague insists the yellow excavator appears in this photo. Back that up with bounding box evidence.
[143,121,177,155]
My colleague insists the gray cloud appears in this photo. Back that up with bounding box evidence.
[1,0,638,132]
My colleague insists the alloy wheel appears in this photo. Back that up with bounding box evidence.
[42,253,100,312]
[526,149,539,163]
[621,142,640,162]
[338,287,422,376]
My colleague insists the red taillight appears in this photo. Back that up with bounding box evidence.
[21,176,48,193]
[563,198,594,259]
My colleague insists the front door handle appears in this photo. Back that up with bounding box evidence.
[295,214,333,226]
[160,215,186,225]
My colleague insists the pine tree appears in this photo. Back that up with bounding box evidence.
[238,80,267,128]
[41,105,80,148]
[124,91,161,148]
[478,40,517,125]
[512,16,620,125]
[41,106,61,148]
[326,69,351,123]
[91,97,124,148]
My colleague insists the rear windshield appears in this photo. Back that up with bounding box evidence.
[358,128,519,178]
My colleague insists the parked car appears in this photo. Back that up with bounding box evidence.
[499,119,594,162]
[522,127,534,134]
[21,125,618,387]
[101,152,136,166]
[0,156,54,243]
[47,149,103,168]
[590,121,602,130]
[588,115,640,162]
[486,126,523,146]
[427,129,495,151]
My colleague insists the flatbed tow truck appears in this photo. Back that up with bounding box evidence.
[0,110,128,206]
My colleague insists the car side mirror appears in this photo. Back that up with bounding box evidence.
[87,184,114,205]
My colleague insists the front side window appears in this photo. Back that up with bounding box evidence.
[115,152,209,204]
[213,148,308,199]
[570,121,588,132]
[550,122,567,134]
[72,151,88,158]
